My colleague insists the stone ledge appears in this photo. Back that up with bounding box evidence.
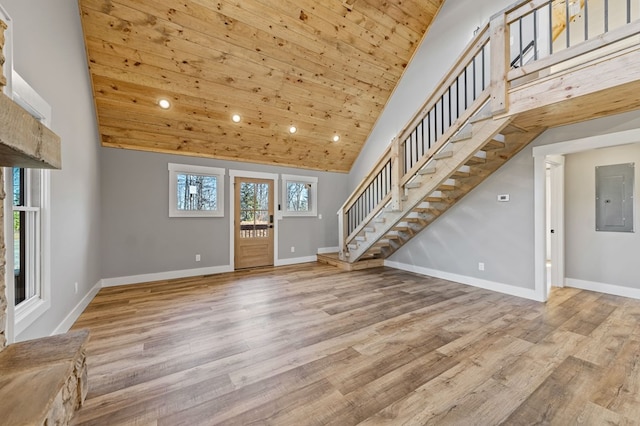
[0,329,90,425]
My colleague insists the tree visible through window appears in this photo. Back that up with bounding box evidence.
[286,182,311,212]
[239,181,270,238]
[168,163,225,217]
[176,173,217,211]
[281,174,318,217]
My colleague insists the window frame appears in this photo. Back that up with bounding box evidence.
[168,163,225,218]
[5,70,52,339]
[281,174,318,217]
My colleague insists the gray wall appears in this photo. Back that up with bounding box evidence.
[3,0,102,340]
[390,109,640,291]
[348,0,515,190]
[101,147,348,279]
[389,143,537,289]
[565,144,640,288]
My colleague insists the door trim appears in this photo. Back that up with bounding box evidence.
[229,170,279,270]
[532,127,640,302]
[546,156,565,292]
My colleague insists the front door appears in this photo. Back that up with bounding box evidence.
[234,177,274,269]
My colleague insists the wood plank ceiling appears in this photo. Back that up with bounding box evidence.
[78,0,445,172]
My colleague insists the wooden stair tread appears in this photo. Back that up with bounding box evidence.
[433,150,453,160]
[317,253,384,271]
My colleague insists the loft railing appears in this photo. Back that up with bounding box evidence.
[338,0,640,260]
[507,0,640,83]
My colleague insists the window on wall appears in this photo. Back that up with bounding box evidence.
[8,71,52,337]
[168,163,225,217]
[13,168,44,306]
[281,174,318,216]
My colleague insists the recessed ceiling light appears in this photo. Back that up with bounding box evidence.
[289,126,297,134]
[158,98,171,109]
[232,114,241,123]
[332,134,340,142]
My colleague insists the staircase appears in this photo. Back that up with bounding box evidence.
[346,103,543,263]
[332,0,640,267]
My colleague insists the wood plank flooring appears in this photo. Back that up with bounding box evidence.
[70,263,640,425]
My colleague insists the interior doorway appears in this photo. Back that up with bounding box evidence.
[234,177,274,269]
[545,155,565,293]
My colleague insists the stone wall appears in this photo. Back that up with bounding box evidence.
[0,19,6,87]
[0,18,7,352]
[0,169,5,351]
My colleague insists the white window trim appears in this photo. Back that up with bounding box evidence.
[168,163,225,217]
[281,174,318,217]
[5,70,52,342]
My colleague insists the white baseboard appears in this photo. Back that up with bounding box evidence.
[385,260,541,301]
[566,278,640,300]
[275,255,317,266]
[317,246,339,254]
[102,264,234,288]
[52,280,102,335]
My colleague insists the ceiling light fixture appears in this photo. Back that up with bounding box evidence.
[232,114,241,123]
[289,126,297,134]
[158,98,171,109]
[332,134,340,142]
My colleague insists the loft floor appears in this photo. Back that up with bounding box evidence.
[71,263,640,425]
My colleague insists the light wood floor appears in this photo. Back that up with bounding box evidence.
[71,263,640,425]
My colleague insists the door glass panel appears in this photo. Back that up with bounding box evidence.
[255,210,269,238]
[240,182,255,211]
[239,181,270,238]
[255,183,269,210]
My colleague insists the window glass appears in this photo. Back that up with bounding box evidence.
[168,164,225,217]
[281,174,318,217]
[176,173,217,211]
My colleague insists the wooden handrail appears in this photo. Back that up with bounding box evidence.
[505,0,550,23]
[339,144,392,213]
[345,193,392,244]
[395,26,491,147]
[340,24,492,216]
[338,19,493,247]
[399,92,490,187]
[508,20,640,81]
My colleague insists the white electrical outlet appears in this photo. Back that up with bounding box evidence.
[195,254,201,262]
[74,282,78,293]
[291,246,295,253]
[318,214,323,219]
[478,262,485,271]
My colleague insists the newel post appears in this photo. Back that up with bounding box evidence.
[390,136,402,212]
[337,207,347,260]
[490,12,509,115]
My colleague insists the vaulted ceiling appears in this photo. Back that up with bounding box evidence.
[79,0,445,172]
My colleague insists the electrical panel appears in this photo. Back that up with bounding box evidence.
[596,163,634,232]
